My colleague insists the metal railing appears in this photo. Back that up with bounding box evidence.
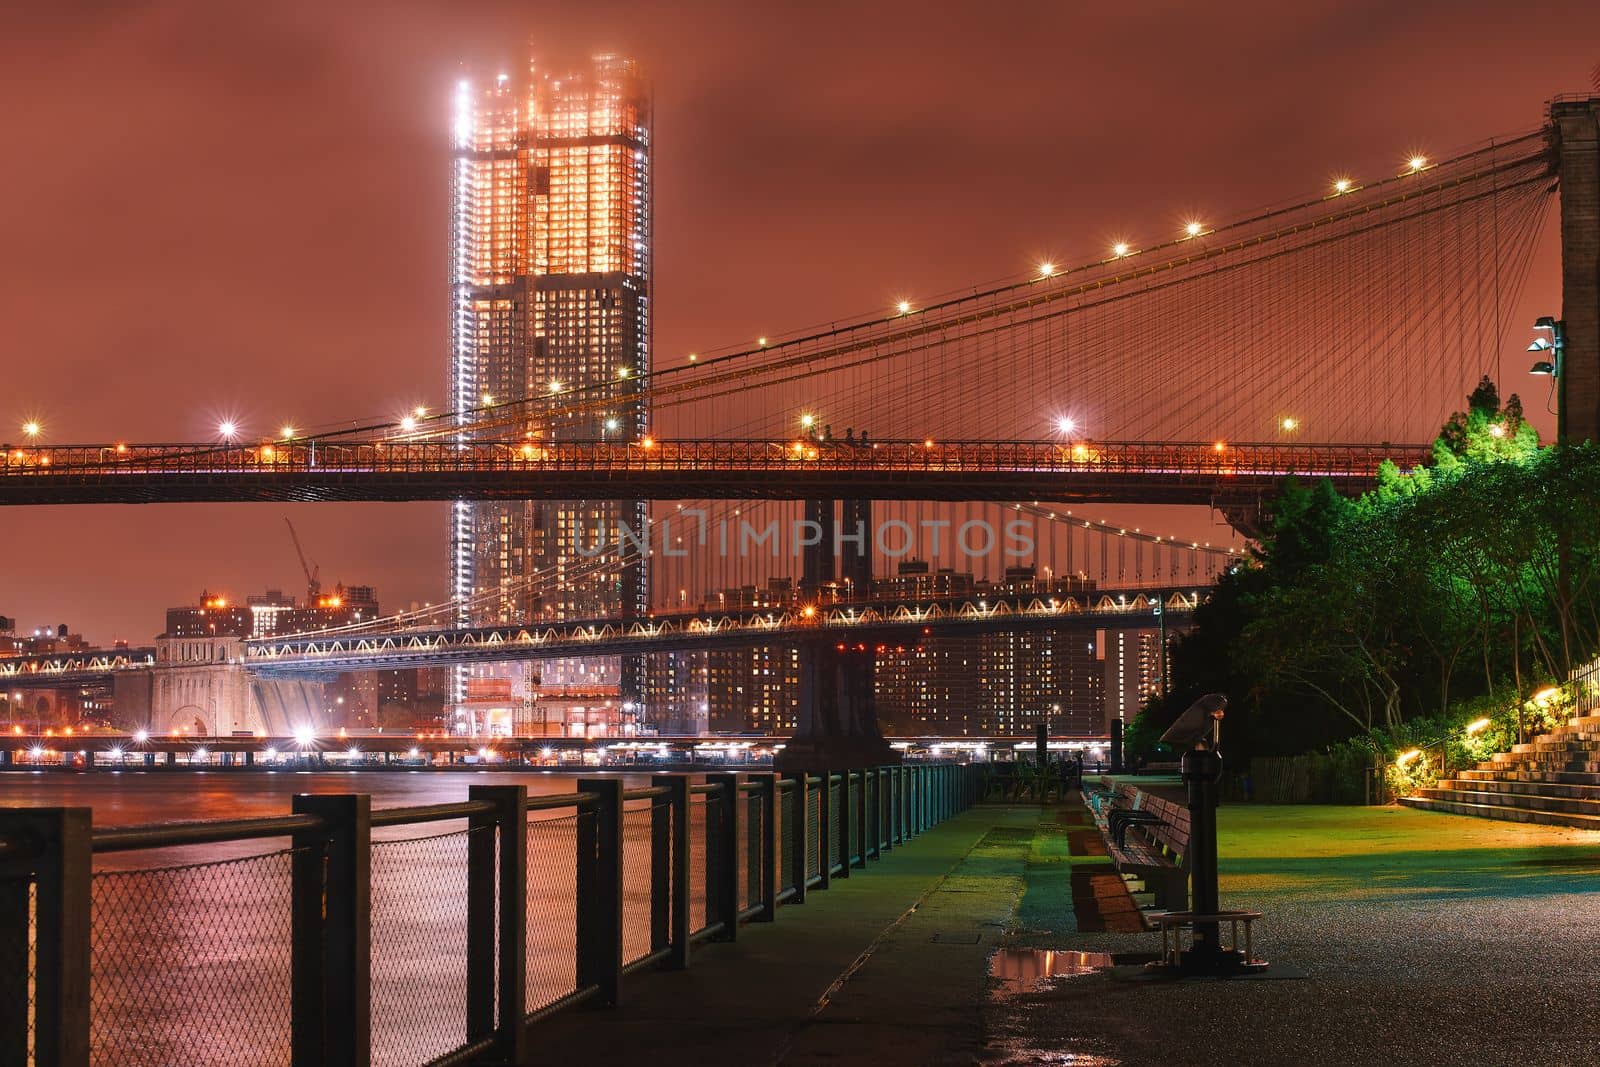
[0,437,1427,480]
[1,763,985,1067]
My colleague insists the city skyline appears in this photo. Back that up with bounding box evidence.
[4,1,1597,642]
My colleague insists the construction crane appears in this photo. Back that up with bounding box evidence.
[283,517,321,604]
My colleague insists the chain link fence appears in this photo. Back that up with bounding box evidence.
[806,784,822,883]
[526,812,582,1014]
[369,826,482,1067]
[4,766,982,1065]
[89,849,295,1066]
[621,803,657,965]
[779,786,795,895]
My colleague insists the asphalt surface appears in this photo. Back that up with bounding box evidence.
[533,799,1600,1066]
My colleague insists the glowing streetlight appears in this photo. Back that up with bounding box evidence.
[896,299,912,315]
[1407,155,1427,173]
[1055,416,1078,437]
[21,421,40,438]
[280,424,296,439]
[549,380,563,394]
[1184,221,1205,238]
[412,405,426,418]
[1038,262,1056,278]
[757,337,769,347]
[1111,242,1131,258]
[399,416,417,432]
[617,366,633,379]
[1465,717,1491,734]
[1332,177,1353,194]
[800,413,816,430]
[1281,417,1299,432]
[604,417,619,432]
[1489,423,1506,438]
[217,421,239,441]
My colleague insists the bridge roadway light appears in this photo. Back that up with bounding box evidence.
[1183,221,1204,238]
[1332,177,1354,194]
[1407,155,1427,173]
[1055,416,1078,437]
[1111,242,1131,258]
[217,421,239,441]
[896,300,912,315]
[1038,262,1056,278]
[21,421,40,438]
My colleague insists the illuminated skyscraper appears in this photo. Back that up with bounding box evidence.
[450,53,651,712]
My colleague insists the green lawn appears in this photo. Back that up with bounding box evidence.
[1216,803,1600,902]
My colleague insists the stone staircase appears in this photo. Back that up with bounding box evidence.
[1400,715,1600,828]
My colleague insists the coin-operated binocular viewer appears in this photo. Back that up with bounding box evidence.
[1151,693,1269,976]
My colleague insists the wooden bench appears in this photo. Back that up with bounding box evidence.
[1094,785,1192,911]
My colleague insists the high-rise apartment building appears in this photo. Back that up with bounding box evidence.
[450,53,651,711]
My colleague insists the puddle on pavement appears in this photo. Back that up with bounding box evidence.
[981,1041,1121,1067]
[988,948,1157,997]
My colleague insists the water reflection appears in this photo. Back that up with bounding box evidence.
[988,948,1116,996]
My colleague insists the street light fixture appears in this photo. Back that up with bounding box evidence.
[1527,316,1567,441]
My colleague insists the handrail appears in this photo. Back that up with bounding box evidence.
[369,799,496,827]
[92,813,326,853]
[530,792,597,812]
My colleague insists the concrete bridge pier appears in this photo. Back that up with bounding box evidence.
[779,499,898,773]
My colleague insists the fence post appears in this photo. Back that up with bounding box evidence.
[467,784,526,1064]
[753,773,779,920]
[789,774,809,904]
[576,778,623,1007]
[654,775,691,969]
[816,773,833,889]
[648,777,671,958]
[892,766,903,844]
[0,808,90,1067]
[833,774,851,877]
[857,767,870,870]
[706,773,741,940]
[879,769,892,853]
[861,769,877,863]
[293,793,370,1067]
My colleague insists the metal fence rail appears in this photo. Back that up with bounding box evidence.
[1,764,985,1067]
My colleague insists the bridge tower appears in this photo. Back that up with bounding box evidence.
[777,499,898,773]
[1553,98,1600,443]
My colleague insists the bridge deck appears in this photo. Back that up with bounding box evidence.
[0,439,1428,505]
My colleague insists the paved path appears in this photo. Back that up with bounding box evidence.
[535,804,1046,1064]
[535,798,1600,1065]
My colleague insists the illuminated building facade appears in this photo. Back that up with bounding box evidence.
[1101,628,1167,727]
[450,53,651,712]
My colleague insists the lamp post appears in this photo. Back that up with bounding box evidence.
[1528,316,1567,442]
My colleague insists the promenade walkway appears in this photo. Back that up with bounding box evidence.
[536,798,1600,1066]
